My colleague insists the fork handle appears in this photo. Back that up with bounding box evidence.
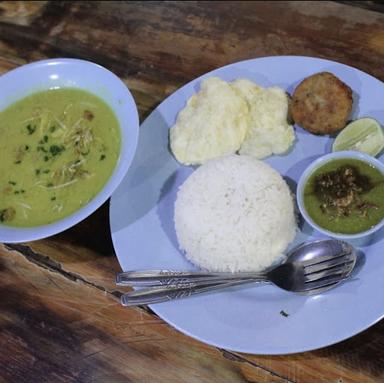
[116,270,265,286]
[120,278,265,306]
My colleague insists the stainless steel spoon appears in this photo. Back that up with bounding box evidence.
[117,239,357,306]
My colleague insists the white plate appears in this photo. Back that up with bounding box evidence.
[110,56,384,354]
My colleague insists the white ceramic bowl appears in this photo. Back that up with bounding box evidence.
[297,150,384,239]
[0,58,139,243]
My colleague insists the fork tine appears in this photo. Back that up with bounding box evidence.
[301,274,350,291]
[304,261,355,283]
[300,250,352,268]
[303,253,356,275]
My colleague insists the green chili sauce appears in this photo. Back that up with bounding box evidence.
[303,158,384,234]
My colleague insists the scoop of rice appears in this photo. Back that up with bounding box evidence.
[174,155,297,272]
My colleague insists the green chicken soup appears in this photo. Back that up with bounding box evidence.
[304,158,384,234]
[0,88,121,227]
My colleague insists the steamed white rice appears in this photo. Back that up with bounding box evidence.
[174,155,297,272]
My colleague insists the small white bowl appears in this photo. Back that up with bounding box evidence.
[297,151,384,240]
[0,58,139,243]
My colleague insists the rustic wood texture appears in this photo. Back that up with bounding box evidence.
[2,245,292,383]
[1,1,384,382]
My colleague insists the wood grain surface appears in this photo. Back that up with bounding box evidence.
[1,2,384,382]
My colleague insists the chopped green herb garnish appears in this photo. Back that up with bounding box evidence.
[81,150,90,156]
[37,146,48,153]
[44,156,49,162]
[26,124,36,135]
[25,145,29,151]
[50,126,56,132]
[49,145,65,156]
[43,135,48,143]
[280,310,289,317]
[35,169,41,175]
[20,189,25,194]
[51,196,56,201]
[14,160,21,164]
[8,181,16,186]
[14,190,20,194]
[99,154,106,161]
[46,183,53,187]
[43,169,50,174]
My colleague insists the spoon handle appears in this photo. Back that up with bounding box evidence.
[120,278,266,306]
[116,270,265,287]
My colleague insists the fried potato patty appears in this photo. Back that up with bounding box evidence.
[291,72,353,135]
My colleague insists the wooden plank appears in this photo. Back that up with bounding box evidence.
[337,1,384,13]
[2,1,384,111]
[0,1,47,26]
[245,332,384,383]
[0,245,290,383]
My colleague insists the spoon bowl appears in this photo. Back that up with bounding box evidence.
[267,239,356,294]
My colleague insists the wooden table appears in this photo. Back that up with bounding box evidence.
[1,1,384,382]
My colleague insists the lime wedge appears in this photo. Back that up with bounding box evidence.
[332,117,384,157]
